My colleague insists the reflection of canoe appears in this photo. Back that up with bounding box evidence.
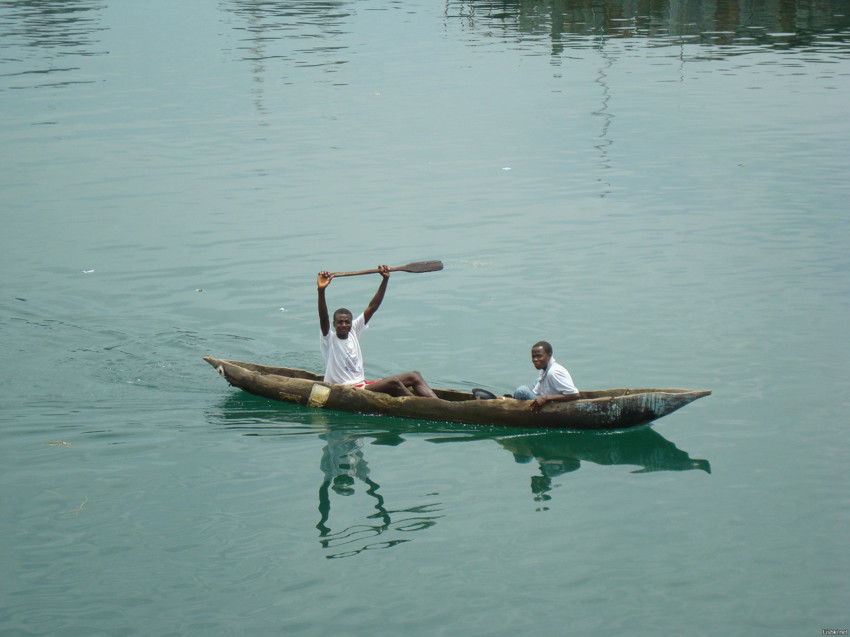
[204,356,711,431]
[495,429,710,474]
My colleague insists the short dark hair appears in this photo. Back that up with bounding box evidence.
[333,308,352,321]
[532,341,553,355]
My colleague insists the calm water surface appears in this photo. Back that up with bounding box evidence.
[2,0,848,635]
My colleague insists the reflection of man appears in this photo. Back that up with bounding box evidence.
[317,431,391,543]
[498,428,711,502]
[513,341,581,412]
[315,430,442,559]
[509,446,580,503]
[319,432,371,495]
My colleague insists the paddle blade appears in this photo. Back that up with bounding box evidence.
[396,260,443,273]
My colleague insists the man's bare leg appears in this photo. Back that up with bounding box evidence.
[364,376,414,397]
[365,371,437,398]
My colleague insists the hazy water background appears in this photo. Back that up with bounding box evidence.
[2,0,848,634]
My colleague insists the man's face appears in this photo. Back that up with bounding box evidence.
[531,346,551,370]
[333,313,352,339]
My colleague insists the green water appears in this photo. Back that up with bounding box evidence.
[2,0,848,635]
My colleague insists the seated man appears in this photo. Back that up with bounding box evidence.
[514,341,581,412]
[317,265,437,398]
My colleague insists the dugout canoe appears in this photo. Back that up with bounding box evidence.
[204,356,710,430]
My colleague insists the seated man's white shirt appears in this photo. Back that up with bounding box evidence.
[533,357,578,396]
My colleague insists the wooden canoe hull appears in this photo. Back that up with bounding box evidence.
[203,356,710,430]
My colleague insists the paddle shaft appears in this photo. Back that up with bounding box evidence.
[330,260,443,278]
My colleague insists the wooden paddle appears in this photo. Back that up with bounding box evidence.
[330,260,444,278]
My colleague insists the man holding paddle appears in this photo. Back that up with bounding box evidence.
[317,263,439,398]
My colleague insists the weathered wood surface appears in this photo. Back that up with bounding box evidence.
[203,356,710,430]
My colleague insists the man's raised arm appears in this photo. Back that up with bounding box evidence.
[363,265,390,324]
[317,271,333,336]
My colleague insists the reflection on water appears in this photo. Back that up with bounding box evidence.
[210,395,444,559]
[316,430,443,560]
[0,0,107,91]
[496,428,710,507]
[430,426,710,509]
[223,0,352,113]
[448,0,850,53]
[211,394,709,555]
[225,0,352,50]
[593,36,613,196]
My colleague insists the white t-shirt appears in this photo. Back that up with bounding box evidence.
[320,313,368,385]
[533,357,578,396]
